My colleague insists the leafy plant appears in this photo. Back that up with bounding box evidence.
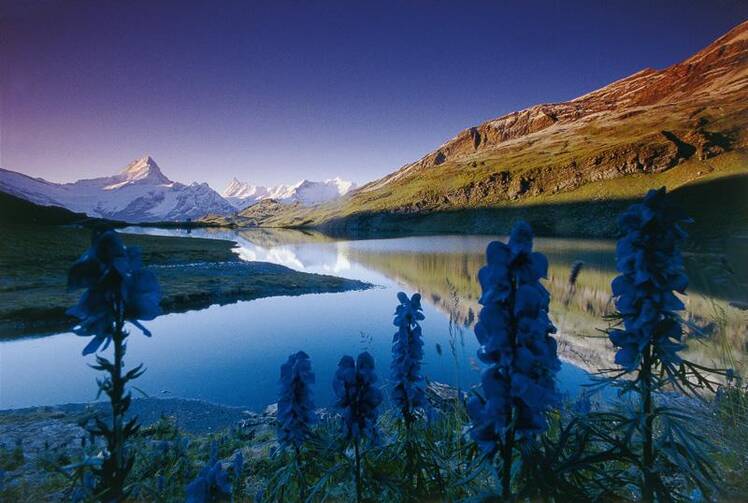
[466,221,561,498]
[66,228,161,500]
[333,352,384,503]
[277,351,317,500]
[603,188,731,500]
[391,292,427,494]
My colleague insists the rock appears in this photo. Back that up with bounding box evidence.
[425,381,464,411]
[262,403,278,418]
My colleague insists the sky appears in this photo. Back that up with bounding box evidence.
[1,1,746,191]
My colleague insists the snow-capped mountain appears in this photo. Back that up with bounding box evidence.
[222,177,356,209]
[0,156,236,222]
[222,178,272,204]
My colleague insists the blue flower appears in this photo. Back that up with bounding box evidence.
[726,368,736,383]
[185,443,232,503]
[467,221,560,453]
[71,470,97,503]
[277,351,316,449]
[67,229,161,355]
[609,188,691,372]
[391,292,427,421]
[232,451,243,477]
[573,393,592,415]
[333,352,383,442]
[393,291,425,326]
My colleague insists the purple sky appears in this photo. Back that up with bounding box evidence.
[1,1,746,190]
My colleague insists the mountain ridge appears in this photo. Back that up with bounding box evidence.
[0,156,236,222]
[222,176,355,209]
[363,20,748,193]
[230,20,748,236]
[0,155,358,223]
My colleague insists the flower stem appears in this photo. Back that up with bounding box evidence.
[501,427,514,499]
[500,272,519,500]
[295,445,306,503]
[103,296,127,501]
[642,345,655,502]
[404,419,416,496]
[112,329,125,499]
[354,437,362,503]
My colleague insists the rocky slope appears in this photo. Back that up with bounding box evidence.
[235,21,748,236]
[0,156,236,223]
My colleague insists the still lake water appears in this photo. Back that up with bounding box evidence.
[1,228,745,410]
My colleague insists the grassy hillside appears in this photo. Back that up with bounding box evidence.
[0,190,119,227]
[0,196,369,337]
[232,150,748,239]
[221,23,748,239]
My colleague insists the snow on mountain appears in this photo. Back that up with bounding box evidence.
[222,177,272,206]
[0,156,235,222]
[222,176,356,209]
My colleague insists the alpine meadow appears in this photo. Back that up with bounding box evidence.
[1,3,747,502]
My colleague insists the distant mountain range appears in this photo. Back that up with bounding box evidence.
[0,156,354,222]
[222,177,355,209]
[0,156,235,222]
[220,20,748,237]
[2,21,746,234]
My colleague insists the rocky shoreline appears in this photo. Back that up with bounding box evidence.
[0,382,461,494]
[0,260,372,339]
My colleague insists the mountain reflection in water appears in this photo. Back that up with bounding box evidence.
[132,227,748,375]
[2,226,744,409]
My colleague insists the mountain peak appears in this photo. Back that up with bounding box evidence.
[117,155,171,185]
[0,157,235,222]
[122,155,158,174]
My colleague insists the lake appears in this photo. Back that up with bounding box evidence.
[1,228,745,410]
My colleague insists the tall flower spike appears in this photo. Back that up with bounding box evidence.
[609,187,691,372]
[185,443,232,503]
[333,352,383,442]
[467,221,560,455]
[277,351,317,449]
[67,229,161,355]
[391,292,426,421]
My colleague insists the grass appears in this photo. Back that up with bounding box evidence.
[0,389,491,502]
[4,381,745,502]
[0,224,369,337]
[712,378,748,498]
[226,151,748,240]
